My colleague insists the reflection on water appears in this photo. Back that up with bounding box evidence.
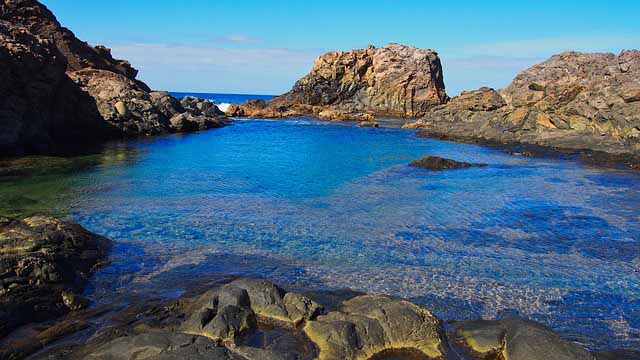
[1,118,639,350]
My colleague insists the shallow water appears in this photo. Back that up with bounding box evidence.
[1,118,639,351]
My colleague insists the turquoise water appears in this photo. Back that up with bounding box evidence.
[2,98,639,350]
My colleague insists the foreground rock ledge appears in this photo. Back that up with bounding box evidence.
[5,278,630,360]
[0,216,111,337]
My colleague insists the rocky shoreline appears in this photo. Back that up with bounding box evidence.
[225,45,640,169]
[0,0,230,156]
[0,250,638,359]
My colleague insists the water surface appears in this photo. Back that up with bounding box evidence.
[1,117,639,351]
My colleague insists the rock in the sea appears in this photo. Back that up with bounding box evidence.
[303,295,443,360]
[409,156,487,170]
[276,43,448,117]
[455,318,594,360]
[226,43,448,122]
[0,216,111,337]
[406,51,640,162]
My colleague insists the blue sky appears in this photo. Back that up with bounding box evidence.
[42,0,639,95]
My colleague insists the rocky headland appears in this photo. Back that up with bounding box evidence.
[404,51,640,167]
[1,276,637,360]
[227,44,640,167]
[0,0,229,156]
[226,43,449,121]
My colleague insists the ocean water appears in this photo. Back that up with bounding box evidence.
[1,94,639,351]
[170,92,274,112]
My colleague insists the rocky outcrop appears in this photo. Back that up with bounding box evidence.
[0,0,229,155]
[4,277,635,360]
[0,0,145,88]
[226,44,448,121]
[406,51,640,164]
[303,295,442,360]
[455,318,594,360]
[409,156,487,170]
[0,216,111,337]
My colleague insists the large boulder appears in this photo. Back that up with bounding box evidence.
[406,51,640,162]
[0,216,111,337]
[303,295,443,360]
[181,279,322,344]
[454,318,594,360]
[227,43,449,121]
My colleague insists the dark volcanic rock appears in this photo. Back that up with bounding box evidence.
[406,51,640,165]
[227,43,448,122]
[409,156,487,170]
[0,216,111,337]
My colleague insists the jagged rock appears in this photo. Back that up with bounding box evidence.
[181,279,322,344]
[406,51,640,162]
[0,0,145,87]
[227,43,448,121]
[455,318,594,360]
[275,43,448,117]
[0,216,111,337]
[0,0,230,155]
[303,295,443,360]
[409,156,487,170]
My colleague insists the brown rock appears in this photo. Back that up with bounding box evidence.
[406,50,640,159]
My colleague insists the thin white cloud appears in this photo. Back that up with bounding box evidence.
[110,44,323,94]
[221,34,260,43]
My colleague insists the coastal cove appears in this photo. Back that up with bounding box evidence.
[2,98,639,352]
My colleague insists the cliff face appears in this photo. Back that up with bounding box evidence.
[0,0,144,87]
[227,44,448,120]
[406,51,640,161]
[0,0,229,155]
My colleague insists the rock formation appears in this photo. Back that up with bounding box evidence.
[0,216,111,337]
[409,156,487,170]
[405,51,640,165]
[0,0,229,155]
[3,277,631,360]
[226,43,448,121]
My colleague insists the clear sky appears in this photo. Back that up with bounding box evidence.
[41,0,639,96]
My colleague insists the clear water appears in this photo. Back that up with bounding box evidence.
[1,95,639,351]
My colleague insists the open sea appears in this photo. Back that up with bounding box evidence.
[1,93,639,351]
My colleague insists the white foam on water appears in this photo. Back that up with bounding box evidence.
[217,103,231,112]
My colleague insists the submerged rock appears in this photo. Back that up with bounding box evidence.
[409,156,487,170]
[0,216,111,337]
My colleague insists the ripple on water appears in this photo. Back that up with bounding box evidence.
[2,119,639,351]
